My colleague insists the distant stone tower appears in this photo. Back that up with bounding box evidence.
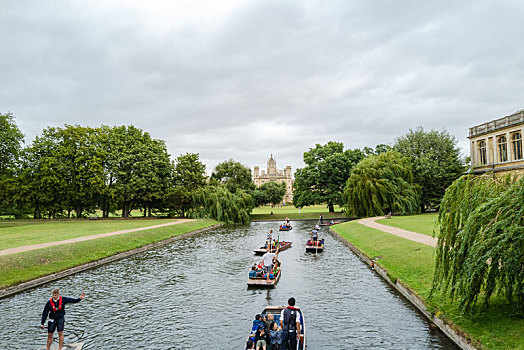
[253,154,293,203]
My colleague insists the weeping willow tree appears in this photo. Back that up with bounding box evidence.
[343,151,420,217]
[432,174,524,314]
[191,185,254,224]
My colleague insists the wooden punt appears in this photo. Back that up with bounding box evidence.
[279,225,292,231]
[39,343,84,350]
[319,221,341,226]
[305,239,324,252]
[247,270,281,288]
[253,241,292,255]
[245,306,306,349]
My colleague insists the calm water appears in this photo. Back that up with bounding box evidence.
[0,221,457,349]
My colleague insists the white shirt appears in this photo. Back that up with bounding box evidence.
[262,252,276,267]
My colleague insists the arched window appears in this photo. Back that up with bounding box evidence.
[513,132,523,160]
[478,141,487,165]
[498,136,507,162]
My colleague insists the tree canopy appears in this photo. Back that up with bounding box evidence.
[210,159,255,193]
[394,127,465,211]
[259,181,286,206]
[167,153,207,218]
[432,174,523,314]
[343,151,420,217]
[293,142,365,212]
[192,185,253,224]
[0,113,24,173]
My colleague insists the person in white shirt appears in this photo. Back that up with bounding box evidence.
[262,246,279,281]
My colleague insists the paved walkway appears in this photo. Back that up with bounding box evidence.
[0,219,194,256]
[357,217,437,247]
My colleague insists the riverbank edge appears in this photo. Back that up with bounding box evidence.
[329,226,478,350]
[0,223,222,299]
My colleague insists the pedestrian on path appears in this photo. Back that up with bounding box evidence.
[41,288,85,350]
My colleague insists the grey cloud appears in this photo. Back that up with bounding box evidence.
[2,0,524,173]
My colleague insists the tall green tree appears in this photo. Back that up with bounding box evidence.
[0,113,24,174]
[394,127,465,211]
[293,142,365,212]
[0,113,24,215]
[432,174,523,314]
[17,129,69,218]
[343,151,420,217]
[108,125,171,218]
[259,181,286,206]
[167,153,206,218]
[210,159,255,193]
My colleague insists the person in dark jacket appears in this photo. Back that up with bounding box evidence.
[40,288,85,350]
[280,297,301,350]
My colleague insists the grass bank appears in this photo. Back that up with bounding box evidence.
[375,213,439,236]
[0,218,189,250]
[0,219,218,289]
[251,204,345,220]
[332,220,523,349]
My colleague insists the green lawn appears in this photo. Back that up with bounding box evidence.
[0,219,218,289]
[332,220,524,349]
[0,218,186,250]
[251,205,345,220]
[375,213,439,236]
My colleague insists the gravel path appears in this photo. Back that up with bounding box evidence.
[357,217,437,247]
[0,219,194,256]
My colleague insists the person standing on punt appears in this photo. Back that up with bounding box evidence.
[280,297,301,350]
[262,245,279,281]
[311,227,319,244]
[41,288,85,350]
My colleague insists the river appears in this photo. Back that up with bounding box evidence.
[0,220,457,349]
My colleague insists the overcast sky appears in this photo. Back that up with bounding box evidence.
[2,0,524,174]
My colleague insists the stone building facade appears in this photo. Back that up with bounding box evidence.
[469,110,524,177]
[253,154,294,203]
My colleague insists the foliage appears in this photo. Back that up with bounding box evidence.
[0,113,24,173]
[167,153,207,217]
[192,185,253,224]
[210,159,255,194]
[343,151,420,217]
[0,113,25,215]
[432,174,524,314]
[394,127,465,211]
[293,142,365,212]
[258,181,286,206]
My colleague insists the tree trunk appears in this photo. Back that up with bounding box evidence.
[34,203,41,219]
[76,201,83,219]
[148,203,152,218]
[328,203,334,212]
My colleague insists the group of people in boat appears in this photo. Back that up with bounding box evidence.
[279,217,291,230]
[250,244,281,281]
[247,298,303,350]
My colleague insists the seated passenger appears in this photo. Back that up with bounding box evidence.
[246,339,255,349]
[252,314,265,333]
[249,266,257,279]
[255,327,268,350]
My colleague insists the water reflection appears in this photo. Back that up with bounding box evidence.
[0,221,456,349]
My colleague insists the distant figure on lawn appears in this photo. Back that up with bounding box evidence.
[41,288,85,350]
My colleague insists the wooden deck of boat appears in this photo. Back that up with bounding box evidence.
[306,245,324,252]
[38,343,84,350]
[253,241,292,255]
[247,271,281,287]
